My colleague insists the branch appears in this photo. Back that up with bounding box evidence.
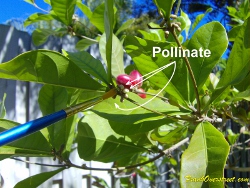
[73,33,98,43]
[11,157,66,168]
[225,165,250,172]
[169,28,201,115]
[174,0,182,15]
[11,138,189,172]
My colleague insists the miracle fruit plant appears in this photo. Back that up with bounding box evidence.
[0,0,250,187]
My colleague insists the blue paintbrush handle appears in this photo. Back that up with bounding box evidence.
[0,88,117,147]
[0,110,66,147]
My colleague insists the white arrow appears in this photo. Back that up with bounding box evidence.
[130,61,176,89]
[115,61,176,111]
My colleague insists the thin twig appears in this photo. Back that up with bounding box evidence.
[73,33,98,43]
[11,138,190,172]
[174,0,182,15]
[170,28,201,115]
[11,157,66,168]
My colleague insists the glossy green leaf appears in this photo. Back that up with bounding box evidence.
[63,50,109,85]
[0,93,6,118]
[187,22,228,101]
[228,25,242,41]
[38,85,69,151]
[77,113,146,162]
[115,19,135,36]
[211,17,250,103]
[228,89,250,102]
[191,8,213,32]
[14,168,64,188]
[153,0,175,20]
[92,93,188,125]
[32,29,56,46]
[180,9,191,38]
[100,33,124,78]
[24,13,54,27]
[109,118,173,135]
[90,3,105,33]
[104,0,115,83]
[75,38,98,51]
[0,50,105,91]
[76,0,92,19]
[180,122,229,188]
[44,0,51,5]
[0,119,51,161]
[139,30,161,41]
[51,0,76,25]
[151,125,187,144]
[227,129,240,145]
[124,36,190,107]
[148,23,165,41]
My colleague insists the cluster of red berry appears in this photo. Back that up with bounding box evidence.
[116,70,146,98]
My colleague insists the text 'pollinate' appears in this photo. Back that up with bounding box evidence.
[152,47,211,58]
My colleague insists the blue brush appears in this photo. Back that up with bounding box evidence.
[0,88,117,147]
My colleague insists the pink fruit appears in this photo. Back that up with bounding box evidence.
[137,88,146,98]
[116,74,132,89]
[129,70,143,88]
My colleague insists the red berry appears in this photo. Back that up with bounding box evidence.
[129,70,143,88]
[116,74,132,89]
[137,88,146,98]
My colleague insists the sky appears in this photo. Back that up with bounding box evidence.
[0,0,49,24]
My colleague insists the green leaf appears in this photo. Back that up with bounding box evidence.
[124,36,189,107]
[0,50,105,91]
[92,93,188,135]
[227,129,240,145]
[24,0,35,5]
[187,22,228,101]
[153,0,175,20]
[180,122,229,188]
[100,33,124,78]
[180,9,191,38]
[51,0,76,25]
[141,22,165,41]
[0,119,51,161]
[104,0,114,83]
[38,85,70,151]
[24,13,54,27]
[32,29,56,46]
[44,0,51,5]
[90,3,105,33]
[75,38,98,51]
[228,89,250,102]
[0,93,6,118]
[109,118,174,136]
[151,125,187,145]
[76,0,92,19]
[77,113,146,162]
[63,50,109,85]
[210,17,250,103]
[228,25,242,42]
[191,8,213,32]
[115,19,135,36]
[92,93,185,124]
[14,168,64,188]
